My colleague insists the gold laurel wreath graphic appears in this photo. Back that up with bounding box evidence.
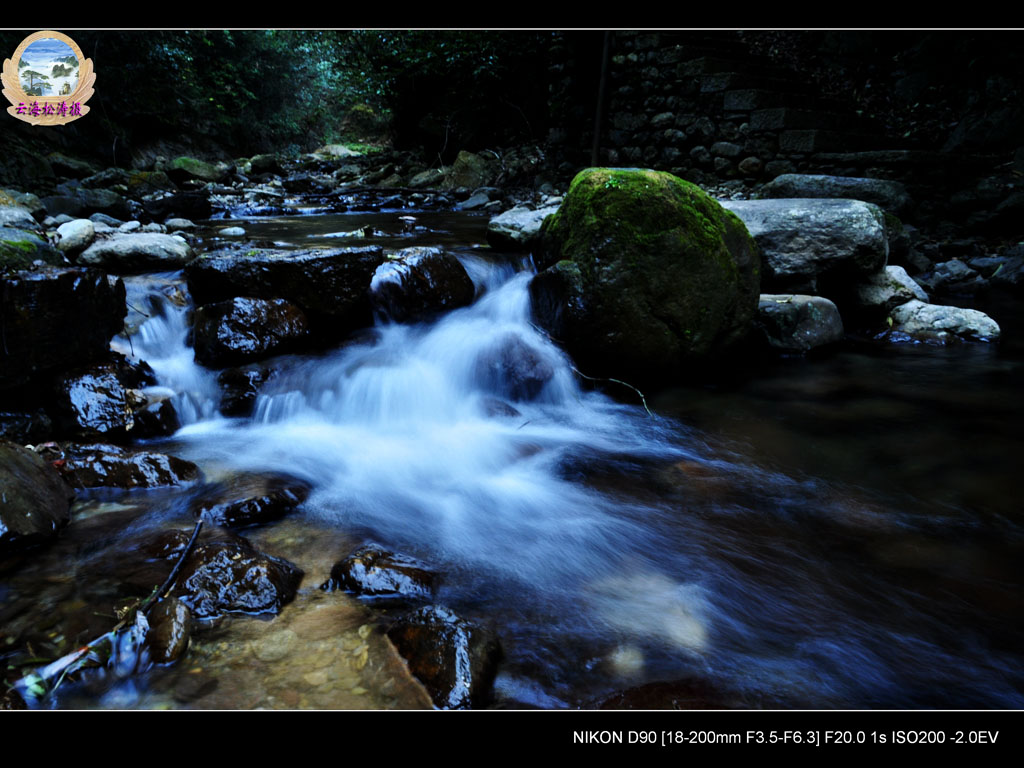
[2,30,95,126]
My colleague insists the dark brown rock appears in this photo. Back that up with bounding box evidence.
[193,297,310,368]
[185,246,386,337]
[369,246,475,322]
[190,473,311,528]
[0,440,75,560]
[0,267,125,392]
[386,605,502,709]
[217,365,272,416]
[146,596,192,663]
[172,537,303,619]
[53,443,200,490]
[321,545,438,603]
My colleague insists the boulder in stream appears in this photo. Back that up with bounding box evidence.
[369,246,475,322]
[78,233,195,272]
[321,545,439,603]
[0,440,75,561]
[52,443,201,490]
[386,604,502,709]
[756,294,845,354]
[193,297,310,368]
[190,472,311,528]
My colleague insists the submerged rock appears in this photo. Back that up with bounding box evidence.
[474,333,555,401]
[386,605,502,709]
[888,299,1001,344]
[0,440,75,560]
[756,294,845,353]
[533,168,760,386]
[190,473,311,528]
[172,536,304,619]
[321,545,438,603]
[0,267,125,392]
[193,297,310,368]
[52,443,201,489]
[369,246,475,322]
[720,198,888,294]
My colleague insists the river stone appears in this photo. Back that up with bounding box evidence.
[474,333,555,401]
[118,221,142,234]
[0,204,40,230]
[81,168,130,189]
[0,267,126,392]
[46,153,98,179]
[888,300,1001,344]
[193,297,310,367]
[719,198,888,294]
[486,205,560,251]
[219,226,246,237]
[0,408,53,444]
[145,597,192,663]
[321,545,438,603]
[190,472,311,528]
[759,174,912,214]
[51,364,134,439]
[315,144,363,159]
[0,440,76,560]
[386,605,502,709]
[0,226,62,269]
[125,170,177,197]
[164,218,195,232]
[79,233,194,272]
[533,168,760,386]
[853,265,928,321]
[369,246,475,322]
[56,219,95,256]
[171,536,304,619]
[756,294,845,353]
[250,154,284,175]
[185,246,386,336]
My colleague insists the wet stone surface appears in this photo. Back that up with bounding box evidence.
[321,545,438,604]
[53,443,201,490]
[190,473,311,528]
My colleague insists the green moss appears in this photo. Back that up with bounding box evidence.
[170,156,221,182]
[1,237,45,270]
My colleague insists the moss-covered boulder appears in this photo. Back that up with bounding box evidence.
[531,168,760,385]
[0,227,61,270]
[166,156,226,185]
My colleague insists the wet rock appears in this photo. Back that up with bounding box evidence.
[759,173,912,214]
[41,188,131,221]
[386,605,502,709]
[475,333,555,400]
[193,297,310,368]
[852,265,929,323]
[51,364,134,439]
[185,246,386,336]
[218,226,246,237]
[146,597,192,663]
[172,536,304,619]
[457,192,490,211]
[321,545,438,603]
[756,294,845,354]
[217,365,272,417]
[79,233,194,272]
[486,204,560,251]
[721,198,887,294]
[0,267,125,392]
[0,204,40,230]
[480,397,522,419]
[369,246,475,322]
[0,226,62,269]
[52,443,201,489]
[534,168,760,386]
[888,300,1000,344]
[0,440,75,560]
[190,473,311,528]
[132,396,181,438]
[55,218,95,256]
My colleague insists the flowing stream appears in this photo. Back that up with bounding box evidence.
[8,211,1024,709]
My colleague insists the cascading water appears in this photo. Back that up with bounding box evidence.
[113,236,1024,709]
